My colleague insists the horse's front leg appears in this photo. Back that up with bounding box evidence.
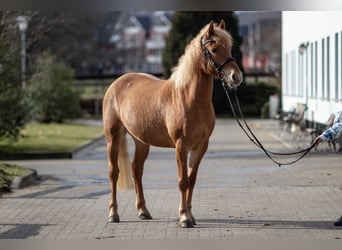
[175,139,193,228]
[187,141,209,226]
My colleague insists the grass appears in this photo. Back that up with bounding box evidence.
[0,121,103,192]
[74,80,111,100]
[0,163,29,192]
[0,122,103,154]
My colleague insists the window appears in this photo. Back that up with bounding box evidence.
[310,42,314,98]
[341,31,342,101]
[335,33,339,100]
[314,41,318,99]
[327,36,330,100]
[298,50,303,97]
[322,38,325,99]
[291,50,296,96]
[285,53,289,95]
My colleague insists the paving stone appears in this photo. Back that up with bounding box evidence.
[0,119,342,239]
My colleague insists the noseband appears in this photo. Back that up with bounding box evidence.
[201,37,235,79]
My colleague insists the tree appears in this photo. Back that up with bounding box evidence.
[26,12,121,77]
[28,52,82,123]
[0,11,68,138]
[0,41,29,138]
[162,11,244,114]
[163,11,243,77]
[0,12,30,138]
[0,11,121,136]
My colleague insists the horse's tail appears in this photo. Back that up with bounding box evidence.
[117,133,134,190]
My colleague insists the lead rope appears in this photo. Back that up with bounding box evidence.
[221,82,316,167]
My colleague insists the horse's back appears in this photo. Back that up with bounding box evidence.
[110,72,162,89]
[111,73,161,102]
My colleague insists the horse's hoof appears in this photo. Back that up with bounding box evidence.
[179,220,194,228]
[192,218,197,225]
[108,215,120,223]
[138,212,152,220]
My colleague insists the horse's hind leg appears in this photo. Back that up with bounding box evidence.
[104,117,123,222]
[106,135,120,222]
[132,139,152,220]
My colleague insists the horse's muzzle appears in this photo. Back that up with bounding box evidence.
[224,70,243,88]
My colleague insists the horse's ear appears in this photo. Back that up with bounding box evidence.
[218,20,225,30]
[206,20,215,38]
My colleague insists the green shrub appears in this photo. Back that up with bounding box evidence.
[28,52,82,123]
[236,82,279,117]
[214,81,279,117]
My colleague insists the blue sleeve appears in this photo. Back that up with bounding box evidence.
[322,111,342,140]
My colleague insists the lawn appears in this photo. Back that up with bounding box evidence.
[0,122,103,154]
[0,121,103,192]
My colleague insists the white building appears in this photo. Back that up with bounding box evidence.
[282,11,342,125]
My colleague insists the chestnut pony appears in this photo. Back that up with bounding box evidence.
[102,20,242,228]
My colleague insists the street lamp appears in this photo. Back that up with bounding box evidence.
[17,16,28,90]
[299,42,308,55]
[299,42,309,100]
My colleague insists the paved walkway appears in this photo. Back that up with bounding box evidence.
[0,119,342,239]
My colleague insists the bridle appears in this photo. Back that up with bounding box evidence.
[202,37,316,167]
[201,37,236,82]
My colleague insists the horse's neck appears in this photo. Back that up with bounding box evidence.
[185,71,213,105]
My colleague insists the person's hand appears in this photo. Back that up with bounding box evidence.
[313,135,323,149]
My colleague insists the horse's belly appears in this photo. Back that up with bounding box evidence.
[123,119,175,148]
[130,128,175,148]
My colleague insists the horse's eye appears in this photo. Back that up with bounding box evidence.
[211,48,217,53]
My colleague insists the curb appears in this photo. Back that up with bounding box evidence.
[0,134,105,160]
[10,168,38,189]
[70,134,105,157]
[2,134,105,190]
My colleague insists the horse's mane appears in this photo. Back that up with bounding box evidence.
[170,23,232,89]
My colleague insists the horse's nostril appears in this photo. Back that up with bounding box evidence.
[232,73,239,81]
